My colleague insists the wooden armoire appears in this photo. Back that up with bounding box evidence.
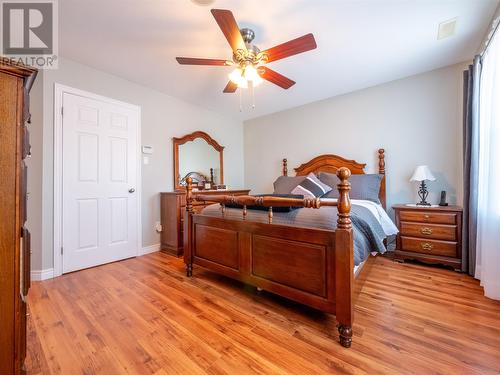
[0,60,37,374]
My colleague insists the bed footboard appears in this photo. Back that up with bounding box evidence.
[184,168,354,347]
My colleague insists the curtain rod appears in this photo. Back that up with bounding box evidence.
[480,16,500,58]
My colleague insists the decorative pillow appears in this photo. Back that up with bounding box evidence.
[318,172,341,199]
[319,172,383,204]
[273,176,306,194]
[291,173,332,198]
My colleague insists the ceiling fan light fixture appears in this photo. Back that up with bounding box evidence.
[175,9,317,96]
[228,68,248,88]
[244,65,263,86]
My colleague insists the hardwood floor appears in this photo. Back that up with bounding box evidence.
[26,253,500,375]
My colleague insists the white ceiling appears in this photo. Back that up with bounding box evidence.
[59,0,499,121]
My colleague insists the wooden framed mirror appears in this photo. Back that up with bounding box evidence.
[173,131,224,190]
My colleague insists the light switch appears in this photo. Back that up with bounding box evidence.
[142,145,154,154]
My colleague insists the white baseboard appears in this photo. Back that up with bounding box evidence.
[31,246,159,281]
[139,243,161,256]
[31,268,54,281]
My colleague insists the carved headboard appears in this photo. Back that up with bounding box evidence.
[282,149,386,208]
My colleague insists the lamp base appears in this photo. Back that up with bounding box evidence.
[416,181,431,206]
[416,202,431,206]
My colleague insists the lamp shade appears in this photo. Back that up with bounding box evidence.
[410,165,436,182]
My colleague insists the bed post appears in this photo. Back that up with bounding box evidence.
[282,158,288,176]
[184,177,194,277]
[378,149,386,209]
[335,167,354,348]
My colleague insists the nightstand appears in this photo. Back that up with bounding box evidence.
[393,204,463,271]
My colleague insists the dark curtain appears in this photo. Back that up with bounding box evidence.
[462,56,481,275]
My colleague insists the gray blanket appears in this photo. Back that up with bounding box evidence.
[201,204,387,266]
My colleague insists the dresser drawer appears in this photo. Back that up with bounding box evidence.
[399,210,456,225]
[400,236,457,257]
[400,222,457,241]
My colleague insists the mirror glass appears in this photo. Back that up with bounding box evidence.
[178,138,221,186]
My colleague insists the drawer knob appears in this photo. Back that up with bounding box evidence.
[423,214,430,221]
[421,227,433,235]
[421,242,433,251]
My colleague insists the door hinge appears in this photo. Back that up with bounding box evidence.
[61,246,63,255]
[61,107,64,116]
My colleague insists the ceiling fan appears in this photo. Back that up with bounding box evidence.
[176,9,317,93]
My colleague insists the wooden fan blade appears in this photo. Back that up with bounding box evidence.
[211,9,247,52]
[261,33,317,63]
[176,57,228,66]
[223,81,238,93]
[259,66,295,89]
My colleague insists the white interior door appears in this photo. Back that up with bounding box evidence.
[62,92,139,273]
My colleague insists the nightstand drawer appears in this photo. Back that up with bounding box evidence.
[400,236,457,257]
[400,222,457,241]
[399,211,456,225]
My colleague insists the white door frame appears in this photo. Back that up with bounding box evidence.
[53,83,142,277]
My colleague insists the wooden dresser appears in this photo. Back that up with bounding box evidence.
[0,61,37,374]
[393,205,463,271]
[160,189,250,256]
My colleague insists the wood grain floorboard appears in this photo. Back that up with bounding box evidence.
[26,253,500,374]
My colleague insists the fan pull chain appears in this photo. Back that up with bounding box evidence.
[251,81,255,109]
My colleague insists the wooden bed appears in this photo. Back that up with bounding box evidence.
[183,149,386,347]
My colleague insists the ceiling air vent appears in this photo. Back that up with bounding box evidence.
[438,18,457,40]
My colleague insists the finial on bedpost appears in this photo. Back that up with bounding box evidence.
[243,205,247,218]
[282,158,288,176]
[336,167,352,230]
[186,176,194,214]
[268,207,273,223]
[378,149,385,175]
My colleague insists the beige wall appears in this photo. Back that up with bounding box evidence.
[30,57,244,271]
[244,63,466,214]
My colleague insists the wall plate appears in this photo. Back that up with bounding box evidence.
[142,145,153,154]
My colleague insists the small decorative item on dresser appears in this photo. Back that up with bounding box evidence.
[410,165,436,206]
[393,204,463,271]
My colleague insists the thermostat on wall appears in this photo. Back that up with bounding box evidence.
[142,145,154,154]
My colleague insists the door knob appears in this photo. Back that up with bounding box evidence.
[129,188,135,193]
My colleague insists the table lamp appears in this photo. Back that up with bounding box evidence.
[410,165,435,206]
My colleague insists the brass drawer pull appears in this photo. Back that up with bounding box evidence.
[421,227,433,235]
[421,242,433,251]
[423,214,430,221]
